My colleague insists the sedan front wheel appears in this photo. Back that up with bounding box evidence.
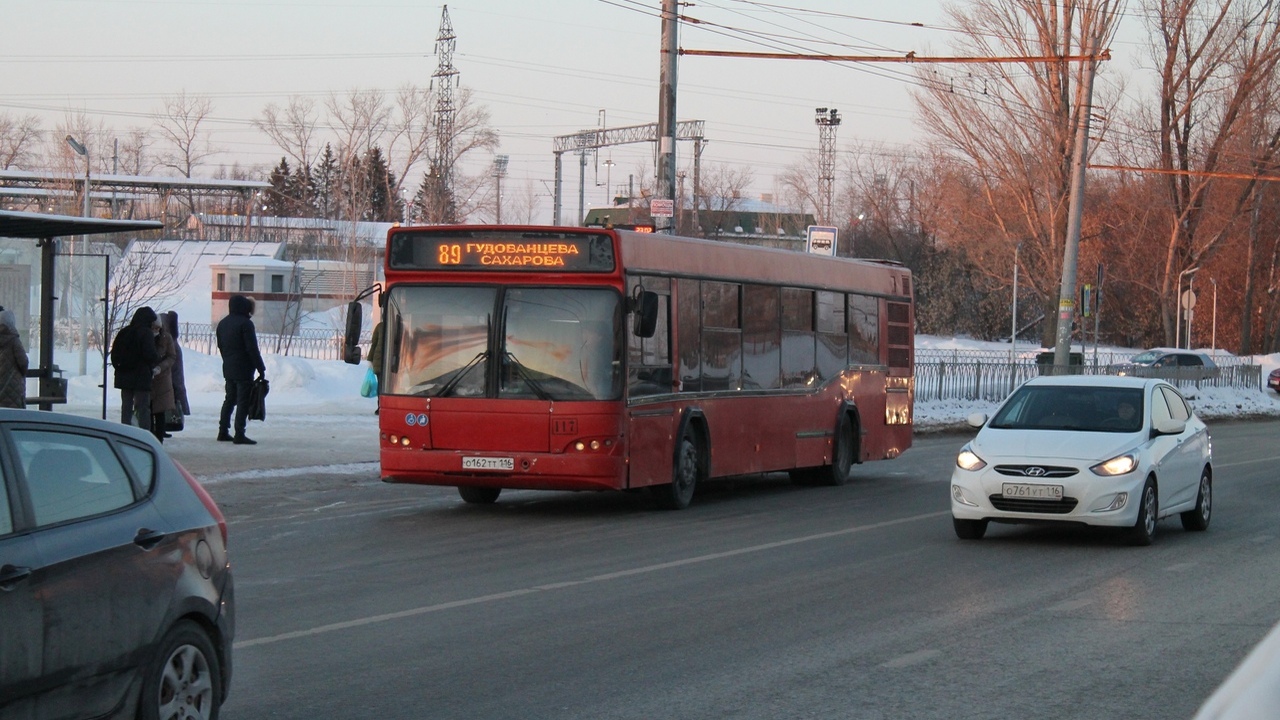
[1126,478,1158,546]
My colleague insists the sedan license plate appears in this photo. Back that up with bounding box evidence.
[1002,483,1064,501]
[462,456,514,471]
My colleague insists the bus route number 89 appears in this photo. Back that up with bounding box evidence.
[438,243,462,265]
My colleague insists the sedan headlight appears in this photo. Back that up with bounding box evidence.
[1091,452,1138,476]
[956,445,987,472]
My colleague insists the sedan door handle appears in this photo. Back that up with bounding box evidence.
[0,563,33,590]
[133,528,167,550]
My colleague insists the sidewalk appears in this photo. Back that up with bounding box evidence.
[159,411,381,480]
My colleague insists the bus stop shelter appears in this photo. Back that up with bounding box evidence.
[0,209,163,411]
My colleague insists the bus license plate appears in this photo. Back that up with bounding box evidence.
[462,456,514,471]
[1002,483,1063,500]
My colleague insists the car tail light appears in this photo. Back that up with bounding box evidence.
[175,459,228,547]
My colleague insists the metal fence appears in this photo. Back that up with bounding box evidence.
[914,358,1263,403]
[179,323,372,362]
[167,327,1265,402]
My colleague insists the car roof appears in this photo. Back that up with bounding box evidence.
[1023,375,1166,390]
[0,408,161,444]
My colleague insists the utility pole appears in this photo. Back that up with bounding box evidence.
[656,0,679,233]
[431,5,459,223]
[814,108,841,226]
[1051,35,1101,372]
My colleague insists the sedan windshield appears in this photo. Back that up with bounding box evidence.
[989,386,1145,433]
[383,285,622,401]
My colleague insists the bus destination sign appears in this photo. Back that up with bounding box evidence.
[389,231,616,272]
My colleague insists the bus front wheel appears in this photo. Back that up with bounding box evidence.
[458,486,501,504]
[653,432,699,510]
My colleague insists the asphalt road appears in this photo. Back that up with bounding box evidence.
[207,420,1280,720]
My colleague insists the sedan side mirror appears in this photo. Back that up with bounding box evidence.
[966,412,988,429]
[1151,415,1186,436]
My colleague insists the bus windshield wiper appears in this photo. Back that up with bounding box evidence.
[436,351,488,397]
[504,352,553,400]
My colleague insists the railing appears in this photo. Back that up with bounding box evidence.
[179,323,372,362]
[162,327,1268,402]
[914,359,1263,403]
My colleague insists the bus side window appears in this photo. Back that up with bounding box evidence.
[628,275,673,397]
[781,287,815,388]
[677,278,702,393]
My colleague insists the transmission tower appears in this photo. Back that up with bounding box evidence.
[429,5,459,223]
[814,107,841,226]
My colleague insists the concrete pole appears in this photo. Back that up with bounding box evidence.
[553,151,563,226]
[656,0,679,233]
[1052,38,1099,371]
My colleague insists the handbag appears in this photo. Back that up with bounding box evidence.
[248,377,269,421]
[164,408,185,432]
[360,367,378,398]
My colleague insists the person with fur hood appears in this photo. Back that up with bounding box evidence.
[148,311,179,442]
[215,294,266,444]
[0,308,30,409]
[110,306,162,430]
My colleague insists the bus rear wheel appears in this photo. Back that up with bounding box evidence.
[653,431,699,510]
[458,486,501,504]
[790,413,855,486]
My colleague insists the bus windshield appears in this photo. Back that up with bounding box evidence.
[383,285,622,401]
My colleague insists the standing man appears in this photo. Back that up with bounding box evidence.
[110,306,162,430]
[216,294,266,445]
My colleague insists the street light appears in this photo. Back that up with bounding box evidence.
[1010,242,1021,364]
[492,155,509,224]
[65,135,91,375]
[1175,267,1198,349]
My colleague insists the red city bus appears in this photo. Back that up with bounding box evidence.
[345,224,913,509]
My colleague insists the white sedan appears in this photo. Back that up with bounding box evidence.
[950,375,1212,545]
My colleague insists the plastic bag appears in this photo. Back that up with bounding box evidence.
[360,367,378,398]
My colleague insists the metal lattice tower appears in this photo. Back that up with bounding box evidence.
[430,5,459,222]
[814,107,841,226]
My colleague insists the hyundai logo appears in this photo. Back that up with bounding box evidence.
[1025,466,1047,477]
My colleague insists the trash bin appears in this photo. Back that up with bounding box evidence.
[1036,351,1084,376]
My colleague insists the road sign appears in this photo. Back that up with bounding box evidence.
[806,225,838,256]
[1180,289,1197,311]
[649,198,674,218]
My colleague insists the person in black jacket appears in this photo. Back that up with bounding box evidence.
[110,306,162,430]
[215,294,266,445]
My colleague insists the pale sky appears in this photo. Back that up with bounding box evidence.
[4,1,1150,221]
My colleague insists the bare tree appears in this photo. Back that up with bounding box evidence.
[1131,0,1280,344]
[254,96,319,171]
[0,113,42,170]
[692,163,754,238]
[913,0,1123,347]
[101,242,197,359]
[154,92,218,218]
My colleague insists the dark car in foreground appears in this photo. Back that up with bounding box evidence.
[1109,348,1220,381]
[0,410,233,719]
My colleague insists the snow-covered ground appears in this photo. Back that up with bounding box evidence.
[48,333,1280,434]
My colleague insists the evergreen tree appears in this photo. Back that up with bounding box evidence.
[312,144,339,219]
[363,147,402,222]
[265,158,292,216]
[289,162,315,218]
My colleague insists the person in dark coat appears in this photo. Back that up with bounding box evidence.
[111,306,162,430]
[0,308,29,409]
[215,294,266,445]
[149,316,178,442]
[163,311,191,429]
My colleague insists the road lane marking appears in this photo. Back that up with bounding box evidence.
[235,509,949,649]
[881,650,941,668]
[1046,598,1093,613]
[1213,456,1280,469]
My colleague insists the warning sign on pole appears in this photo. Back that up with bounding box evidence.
[649,199,674,218]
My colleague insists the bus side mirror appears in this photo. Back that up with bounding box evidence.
[633,290,658,339]
[343,301,363,365]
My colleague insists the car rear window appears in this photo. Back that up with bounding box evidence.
[117,443,157,495]
[15,431,139,527]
